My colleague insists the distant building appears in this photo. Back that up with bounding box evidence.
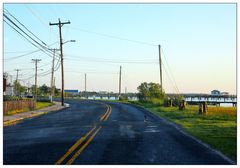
[99,91,108,94]
[64,90,79,96]
[5,85,14,96]
[211,90,220,95]
[3,75,14,96]
[221,92,229,95]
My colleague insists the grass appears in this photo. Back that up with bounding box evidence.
[36,102,54,110]
[5,101,54,116]
[131,101,237,161]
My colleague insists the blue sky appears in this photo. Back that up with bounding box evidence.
[3,3,236,94]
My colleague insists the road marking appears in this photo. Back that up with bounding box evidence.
[56,102,111,165]
[100,104,110,121]
[66,126,102,165]
[104,105,112,121]
[55,126,96,165]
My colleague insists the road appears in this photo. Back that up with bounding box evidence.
[3,100,233,165]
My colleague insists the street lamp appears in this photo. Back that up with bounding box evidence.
[63,40,76,45]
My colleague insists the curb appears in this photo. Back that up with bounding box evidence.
[3,103,66,127]
[3,112,48,127]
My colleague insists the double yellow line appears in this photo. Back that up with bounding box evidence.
[56,103,112,165]
[100,104,112,121]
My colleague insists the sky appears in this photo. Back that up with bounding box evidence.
[3,3,237,94]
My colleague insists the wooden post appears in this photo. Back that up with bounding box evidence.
[198,103,203,114]
[168,99,173,107]
[203,101,208,114]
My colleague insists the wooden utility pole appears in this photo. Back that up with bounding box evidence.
[14,69,21,96]
[50,49,56,102]
[14,69,20,82]
[119,66,122,98]
[50,18,70,106]
[85,73,87,99]
[158,45,163,94]
[32,59,41,101]
[53,77,56,96]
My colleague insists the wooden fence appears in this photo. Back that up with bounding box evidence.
[3,99,36,115]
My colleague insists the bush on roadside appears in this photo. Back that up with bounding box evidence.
[119,95,128,102]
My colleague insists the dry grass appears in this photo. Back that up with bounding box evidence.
[187,105,237,116]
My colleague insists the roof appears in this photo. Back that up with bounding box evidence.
[64,90,79,93]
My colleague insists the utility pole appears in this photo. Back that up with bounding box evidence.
[158,45,163,94]
[85,73,87,99]
[14,69,21,96]
[50,18,70,106]
[50,49,56,102]
[53,77,56,96]
[32,59,41,101]
[14,69,20,82]
[119,66,122,98]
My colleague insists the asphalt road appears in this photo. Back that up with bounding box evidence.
[3,100,233,165]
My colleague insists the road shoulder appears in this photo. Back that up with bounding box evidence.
[126,103,236,165]
[3,101,66,127]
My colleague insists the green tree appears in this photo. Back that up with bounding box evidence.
[38,84,50,96]
[137,82,165,102]
[14,80,27,96]
[54,88,61,97]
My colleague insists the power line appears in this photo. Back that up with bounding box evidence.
[65,70,118,74]
[64,54,158,62]
[4,8,47,46]
[64,57,159,64]
[24,5,59,38]
[161,48,180,94]
[68,26,157,47]
[4,19,54,58]
[3,12,56,57]
[4,49,41,61]
[3,13,48,48]
[5,50,39,53]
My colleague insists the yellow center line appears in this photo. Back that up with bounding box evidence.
[104,105,112,121]
[55,126,96,165]
[66,126,102,165]
[100,104,110,121]
[56,102,112,165]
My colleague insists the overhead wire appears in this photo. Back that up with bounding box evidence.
[4,9,47,46]
[68,26,158,47]
[64,56,159,64]
[161,48,181,94]
[3,10,56,57]
[4,49,41,61]
[4,19,53,58]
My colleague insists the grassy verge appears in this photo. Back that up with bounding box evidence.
[130,101,237,161]
[5,101,54,116]
[35,102,54,110]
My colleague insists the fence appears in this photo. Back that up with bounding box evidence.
[3,99,36,115]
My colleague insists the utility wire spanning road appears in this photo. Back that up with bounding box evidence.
[4,100,233,165]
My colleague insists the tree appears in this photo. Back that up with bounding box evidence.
[14,80,27,96]
[137,82,165,102]
[54,88,61,97]
[38,84,50,96]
